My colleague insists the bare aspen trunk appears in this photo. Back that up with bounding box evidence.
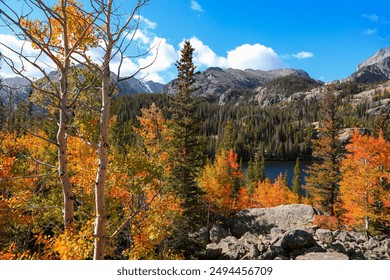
[58,66,75,233]
[93,64,110,260]
[58,104,75,233]
[365,189,369,233]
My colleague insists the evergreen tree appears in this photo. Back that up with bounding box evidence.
[306,90,345,216]
[253,142,266,182]
[283,170,289,187]
[245,159,256,186]
[374,112,390,142]
[169,41,205,229]
[292,157,302,202]
[218,120,236,152]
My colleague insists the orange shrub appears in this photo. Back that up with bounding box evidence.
[313,215,343,231]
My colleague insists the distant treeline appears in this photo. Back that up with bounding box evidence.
[112,81,377,161]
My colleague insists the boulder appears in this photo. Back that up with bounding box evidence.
[316,229,334,245]
[206,236,249,260]
[296,252,349,260]
[209,223,229,243]
[228,204,321,237]
[278,229,317,250]
[206,243,222,259]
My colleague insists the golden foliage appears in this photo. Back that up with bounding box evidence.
[339,130,390,231]
[238,174,300,209]
[51,220,94,260]
[20,0,98,59]
[198,149,243,217]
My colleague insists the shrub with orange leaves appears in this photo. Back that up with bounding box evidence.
[313,215,343,231]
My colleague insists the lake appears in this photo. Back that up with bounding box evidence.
[242,160,312,186]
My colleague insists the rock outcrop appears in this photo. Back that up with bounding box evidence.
[198,204,390,260]
[228,204,321,237]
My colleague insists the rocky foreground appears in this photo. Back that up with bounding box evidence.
[194,204,390,260]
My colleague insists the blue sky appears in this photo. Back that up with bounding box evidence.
[1,0,390,83]
[138,0,390,82]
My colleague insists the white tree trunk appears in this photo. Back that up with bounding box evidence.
[58,62,75,233]
[93,63,110,260]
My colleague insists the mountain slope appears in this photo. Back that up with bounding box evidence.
[0,69,164,103]
[162,67,311,103]
[350,46,390,83]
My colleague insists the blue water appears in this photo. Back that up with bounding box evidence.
[242,160,312,186]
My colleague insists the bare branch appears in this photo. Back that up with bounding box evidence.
[0,170,57,181]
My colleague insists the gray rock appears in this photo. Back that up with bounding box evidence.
[239,232,260,244]
[316,229,334,245]
[274,255,289,260]
[262,246,286,260]
[209,236,249,260]
[209,223,229,243]
[244,244,260,259]
[327,241,348,254]
[270,227,286,240]
[278,229,317,250]
[335,231,349,242]
[364,237,379,251]
[206,243,222,259]
[228,204,321,237]
[384,239,390,256]
[296,252,349,260]
[203,206,390,260]
[348,231,367,244]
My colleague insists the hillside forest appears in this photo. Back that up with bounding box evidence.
[1,0,390,260]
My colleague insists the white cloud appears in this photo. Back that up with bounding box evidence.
[363,28,378,35]
[181,37,286,71]
[281,51,314,60]
[133,15,157,29]
[362,13,380,22]
[137,37,178,83]
[181,37,226,67]
[191,0,203,12]
[293,51,314,59]
[128,16,157,46]
[1,30,302,84]
[226,44,286,70]
[361,13,390,24]
[133,29,151,44]
[0,34,56,78]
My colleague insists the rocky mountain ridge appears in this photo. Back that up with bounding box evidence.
[2,45,390,112]
[162,67,312,104]
[0,68,164,103]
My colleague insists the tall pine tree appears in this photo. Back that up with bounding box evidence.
[169,41,205,229]
[253,142,266,182]
[218,120,236,152]
[292,157,302,203]
[306,90,345,216]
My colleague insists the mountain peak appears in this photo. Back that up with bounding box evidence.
[358,45,390,70]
